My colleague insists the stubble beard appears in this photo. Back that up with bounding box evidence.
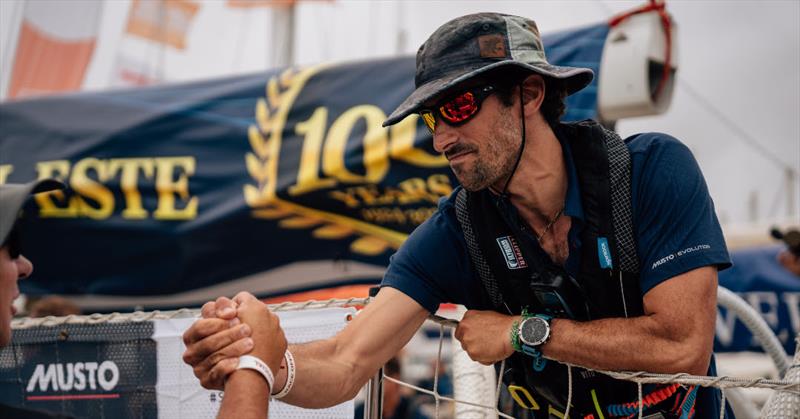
[454,111,520,192]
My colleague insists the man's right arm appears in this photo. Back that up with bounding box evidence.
[182,287,429,409]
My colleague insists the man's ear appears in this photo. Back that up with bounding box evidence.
[520,74,545,114]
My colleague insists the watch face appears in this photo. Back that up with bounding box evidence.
[520,317,550,346]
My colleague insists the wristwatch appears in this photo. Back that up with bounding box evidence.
[518,314,551,347]
[517,314,552,372]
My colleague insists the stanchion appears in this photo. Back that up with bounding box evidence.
[363,366,384,419]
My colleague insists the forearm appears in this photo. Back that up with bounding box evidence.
[217,369,269,419]
[544,314,713,375]
[276,339,370,408]
[275,288,430,408]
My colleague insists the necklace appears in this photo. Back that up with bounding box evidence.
[536,207,564,242]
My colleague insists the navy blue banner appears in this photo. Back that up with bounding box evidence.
[0,323,157,418]
[716,246,800,354]
[0,24,608,310]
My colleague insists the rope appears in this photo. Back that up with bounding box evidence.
[422,314,800,393]
[11,297,372,329]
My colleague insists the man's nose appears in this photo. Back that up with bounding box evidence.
[432,122,457,154]
[16,255,33,279]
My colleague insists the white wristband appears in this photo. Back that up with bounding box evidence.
[237,355,274,392]
[272,350,295,399]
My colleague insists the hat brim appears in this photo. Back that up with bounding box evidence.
[382,61,593,127]
[0,179,65,244]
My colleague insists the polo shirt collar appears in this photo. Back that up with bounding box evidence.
[555,123,584,223]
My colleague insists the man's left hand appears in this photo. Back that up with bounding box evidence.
[454,310,518,365]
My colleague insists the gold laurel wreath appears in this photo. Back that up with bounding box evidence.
[243,66,406,256]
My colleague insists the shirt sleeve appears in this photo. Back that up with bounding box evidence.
[380,197,476,313]
[630,134,731,295]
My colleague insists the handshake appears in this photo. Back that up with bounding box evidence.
[181,292,288,392]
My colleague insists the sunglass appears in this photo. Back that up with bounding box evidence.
[1,228,21,260]
[419,85,496,134]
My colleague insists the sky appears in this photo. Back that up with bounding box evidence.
[1,0,798,228]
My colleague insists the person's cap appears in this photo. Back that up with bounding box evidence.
[383,12,594,127]
[771,227,800,257]
[0,179,65,244]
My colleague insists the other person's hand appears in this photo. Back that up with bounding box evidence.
[182,296,253,389]
[233,292,287,373]
[454,310,517,365]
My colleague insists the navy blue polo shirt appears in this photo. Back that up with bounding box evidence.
[381,131,733,418]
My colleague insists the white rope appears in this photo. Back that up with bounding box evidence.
[637,381,643,419]
[595,368,800,393]
[434,323,443,418]
[720,388,727,419]
[11,298,372,329]
[422,315,800,393]
[564,365,573,419]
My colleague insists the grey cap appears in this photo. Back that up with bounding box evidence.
[383,12,594,127]
[0,179,65,244]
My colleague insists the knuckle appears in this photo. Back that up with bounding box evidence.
[201,302,215,318]
[193,365,205,379]
[209,352,226,366]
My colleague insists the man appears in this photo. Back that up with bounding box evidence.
[0,179,73,419]
[183,13,732,418]
[772,227,800,276]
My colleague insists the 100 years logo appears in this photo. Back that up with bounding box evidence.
[243,66,454,256]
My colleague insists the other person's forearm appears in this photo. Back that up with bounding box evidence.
[275,339,372,408]
[217,369,269,418]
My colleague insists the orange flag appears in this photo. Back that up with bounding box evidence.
[8,1,102,99]
[125,0,200,50]
[227,0,297,8]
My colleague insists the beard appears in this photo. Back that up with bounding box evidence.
[451,111,521,192]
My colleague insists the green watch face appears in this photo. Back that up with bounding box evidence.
[519,316,550,346]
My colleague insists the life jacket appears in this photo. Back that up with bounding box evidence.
[454,120,693,418]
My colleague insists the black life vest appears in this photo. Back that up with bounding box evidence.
[454,120,661,417]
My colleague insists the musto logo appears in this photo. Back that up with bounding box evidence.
[25,361,120,401]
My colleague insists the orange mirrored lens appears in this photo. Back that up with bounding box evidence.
[439,91,478,123]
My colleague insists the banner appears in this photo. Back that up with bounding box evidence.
[0,308,356,418]
[0,24,608,311]
[715,245,800,354]
[7,0,102,99]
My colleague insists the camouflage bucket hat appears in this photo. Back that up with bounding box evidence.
[383,12,594,127]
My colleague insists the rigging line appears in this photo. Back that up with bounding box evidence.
[677,77,796,173]
[766,172,787,219]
